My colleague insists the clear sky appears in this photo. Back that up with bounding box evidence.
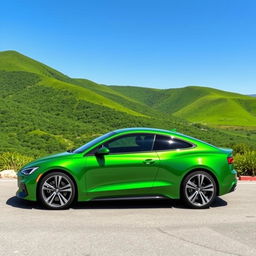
[1,0,256,94]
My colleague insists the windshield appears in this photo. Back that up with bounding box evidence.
[73,132,115,153]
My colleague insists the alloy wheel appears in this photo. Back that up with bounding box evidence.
[185,173,215,207]
[41,174,74,209]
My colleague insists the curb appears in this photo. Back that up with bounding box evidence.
[0,170,17,179]
[239,176,256,181]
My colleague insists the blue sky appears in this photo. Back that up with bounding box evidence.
[1,0,256,94]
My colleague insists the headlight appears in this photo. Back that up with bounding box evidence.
[21,167,39,176]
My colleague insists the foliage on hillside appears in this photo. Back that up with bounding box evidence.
[0,50,256,159]
[75,79,161,117]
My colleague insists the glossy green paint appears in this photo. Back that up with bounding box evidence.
[16,128,237,202]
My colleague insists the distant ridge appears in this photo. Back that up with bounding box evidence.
[110,85,256,126]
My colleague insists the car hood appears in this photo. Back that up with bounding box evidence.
[23,152,77,169]
[36,152,75,161]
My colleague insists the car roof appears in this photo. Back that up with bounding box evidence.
[113,127,176,135]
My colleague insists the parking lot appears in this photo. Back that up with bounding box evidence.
[0,179,256,256]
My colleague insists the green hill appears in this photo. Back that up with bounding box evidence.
[0,51,155,117]
[74,79,162,117]
[0,50,71,82]
[110,85,256,127]
[0,50,255,157]
[0,51,145,117]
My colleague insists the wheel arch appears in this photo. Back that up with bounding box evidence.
[36,168,78,202]
[180,167,219,196]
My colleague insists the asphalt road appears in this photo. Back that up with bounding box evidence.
[0,180,256,256]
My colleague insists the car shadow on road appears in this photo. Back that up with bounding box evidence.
[73,196,227,210]
[6,196,227,210]
[6,196,42,210]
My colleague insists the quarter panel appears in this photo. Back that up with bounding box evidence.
[153,149,231,199]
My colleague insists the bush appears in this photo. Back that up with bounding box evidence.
[232,143,252,155]
[0,152,33,172]
[234,151,256,176]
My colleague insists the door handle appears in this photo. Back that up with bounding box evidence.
[143,159,155,165]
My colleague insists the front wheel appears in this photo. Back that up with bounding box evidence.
[181,170,217,209]
[38,172,76,210]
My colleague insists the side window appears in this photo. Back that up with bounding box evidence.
[104,133,155,153]
[153,135,193,150]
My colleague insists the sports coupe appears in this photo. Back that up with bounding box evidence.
[17,128,237,209]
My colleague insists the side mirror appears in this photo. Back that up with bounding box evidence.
[96,146,110,155]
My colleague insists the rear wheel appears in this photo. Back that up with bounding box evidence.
[182,170,217,209]
[38,172,75,210]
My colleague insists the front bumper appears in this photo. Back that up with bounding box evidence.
[16,173,37,201]
[229,182,237,192]
[16,179,28,198]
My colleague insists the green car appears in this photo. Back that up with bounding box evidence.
[16,128,237,210]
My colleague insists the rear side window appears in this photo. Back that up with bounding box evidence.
[153,135,193,151]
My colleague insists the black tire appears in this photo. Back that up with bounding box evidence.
[181,170,217,209]
[38,171,76,210]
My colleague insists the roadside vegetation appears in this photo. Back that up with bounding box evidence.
[0,152,33,172]
[234,144,256,176]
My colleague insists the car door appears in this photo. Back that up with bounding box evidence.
[84,133,159,198]
[151,134,194,197]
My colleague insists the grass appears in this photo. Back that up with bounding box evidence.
[0,50,70,82]
[174,95,256,126]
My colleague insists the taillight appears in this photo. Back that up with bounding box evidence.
[227,156,234,164]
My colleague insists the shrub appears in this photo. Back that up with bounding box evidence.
[232,143,252,155]
[234,151,256,176]
[0,152,33,172]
